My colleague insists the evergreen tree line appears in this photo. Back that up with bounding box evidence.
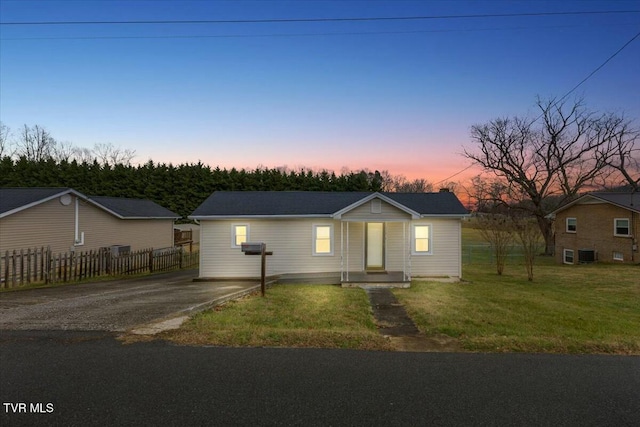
[0,157,386,220]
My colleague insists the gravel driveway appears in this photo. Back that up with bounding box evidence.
[0,270,258,332]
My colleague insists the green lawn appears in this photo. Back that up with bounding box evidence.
[163,285,394,351]
[163,225,639,354]
[396,262,640,354]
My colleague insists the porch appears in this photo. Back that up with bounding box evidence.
[339,220,413,288]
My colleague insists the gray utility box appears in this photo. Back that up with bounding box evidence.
[241,242,264,254]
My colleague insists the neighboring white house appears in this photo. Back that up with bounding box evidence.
[190,191,469,286]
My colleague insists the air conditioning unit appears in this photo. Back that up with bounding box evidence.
[578,249,596,263]
[110,245,131,257]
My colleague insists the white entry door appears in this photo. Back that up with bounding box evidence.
[366,223,384,270]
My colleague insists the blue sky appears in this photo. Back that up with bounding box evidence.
[1,0,639,183]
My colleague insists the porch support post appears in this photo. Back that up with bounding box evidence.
[340,222,344,281]
[346,221,349,282]
[408,221,412,281]
[403,221,406,281]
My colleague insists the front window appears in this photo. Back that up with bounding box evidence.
[614,218,630,236]
[413,224,431,254]
[563,249,574,264]
[313,224,333,255]
[613,252,624,261]
[232,224,249,248]
[566,218,577,233]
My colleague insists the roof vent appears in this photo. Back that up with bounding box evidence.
[371,199,382,214]
[439,188,450,193]
[60,194,72,205]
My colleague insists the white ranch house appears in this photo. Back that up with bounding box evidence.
[191,191,469,286]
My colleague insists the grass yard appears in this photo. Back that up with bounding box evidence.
[396,262,640,354]
[163,284,394,351]
[164,224,639,354]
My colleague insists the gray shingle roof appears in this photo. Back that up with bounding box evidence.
[89,196,179,219]
[0,187,179,219]
[588,192,640,213]
[190,191,469,217]
[0,187,74,216]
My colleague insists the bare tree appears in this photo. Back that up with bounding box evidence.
[604,116,639,191]
[72,147,96,164]
[512,216,543,281]
[382,173,434,192]
[397,178,433,193]
[476,214,513,275]
[0,122,12,158]
[51,140,78,162]
[464,175,511,213]
[93,142,136,166]
[464,97,631,255]
[16,124,56,161]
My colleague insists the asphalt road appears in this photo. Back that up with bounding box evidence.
[0,270,258,331]
[1,331,639,426]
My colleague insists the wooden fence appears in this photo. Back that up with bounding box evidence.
[0,246,199,289]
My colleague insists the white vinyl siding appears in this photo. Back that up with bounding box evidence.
[342,199,411,221]
[199,217,463,280]
[385,222,409,271]
[200,219,342,278]
[345,222,365,270]
[410,219,461,278]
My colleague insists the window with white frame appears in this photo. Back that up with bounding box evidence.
[614,218,630,236]
[613,251,624,261]
[412,224,431,254]
[313,224,333,255]
[566,218,577,233]
[563,249,574,264]
[232,224,249,248]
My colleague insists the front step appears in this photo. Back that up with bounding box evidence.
[341,282,410,288]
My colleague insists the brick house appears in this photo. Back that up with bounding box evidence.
[551,192,639,264]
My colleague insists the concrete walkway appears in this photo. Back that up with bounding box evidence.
[364,286,462,352]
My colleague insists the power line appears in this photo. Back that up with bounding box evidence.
[1,10,638,26]
[445,28,640,185]
[4,23,633,41]
[434,164,477,186]
[556,29,640,104]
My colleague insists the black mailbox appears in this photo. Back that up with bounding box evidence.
[240,242,272,297]
[241,242,264,254]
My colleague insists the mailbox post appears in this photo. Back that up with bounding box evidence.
[241,242,273,296]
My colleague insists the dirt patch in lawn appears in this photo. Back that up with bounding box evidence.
[364,287,463,352]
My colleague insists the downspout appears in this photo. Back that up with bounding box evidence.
[632,211,637,262]
[74,197,84,246]
[631,190,637,262]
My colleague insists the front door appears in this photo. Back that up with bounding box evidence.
[366,222,385,270]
